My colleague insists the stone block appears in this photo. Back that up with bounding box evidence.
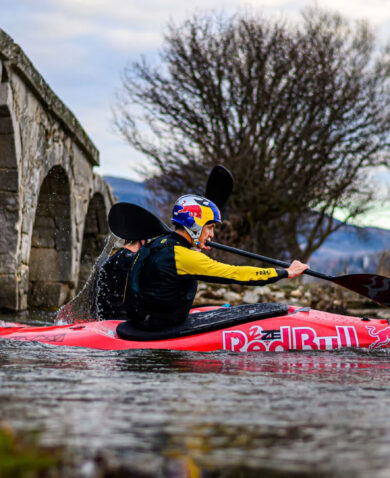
[28,281,70,309]
[20,233,31,264]
[0,273,18,310]
[19,293,27,310]
[0,135,17,168]
[29,248,71,282]
[55,216,71,233]
[21,215,32,235]
[0,252,17,274]
[0,190,19,212]
[73,153,92,187]
[55,227,71,251]
[51,193,70,208]
[0,117,13,134]
[33,215,56,229]
[17,264,29,311]
[0,83,11,108]
[0,216,18,254]
[31,233,55,248]
[0,169,18,192]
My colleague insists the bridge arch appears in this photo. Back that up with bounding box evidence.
[28,166,72,309]
[78,192,109,290]
[0,99,20,310]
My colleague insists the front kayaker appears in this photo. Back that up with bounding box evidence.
[124,194,309,331]
[96,239,144,320]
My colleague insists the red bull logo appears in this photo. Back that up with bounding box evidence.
[223,325,359,352]
[366,325,390,350]
[177,205,202,218]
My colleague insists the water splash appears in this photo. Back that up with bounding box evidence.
[55,233,118,324]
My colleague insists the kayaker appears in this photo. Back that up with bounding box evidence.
[96,239,144,320]
[124,194,309,331]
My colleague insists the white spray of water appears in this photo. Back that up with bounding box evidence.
[56,233,119,324]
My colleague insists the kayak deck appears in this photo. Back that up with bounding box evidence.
[116,302,289,340]
[0,304,389,352]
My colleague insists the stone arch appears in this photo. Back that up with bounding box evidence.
[78,193,109,290]
[0,102,19,310]
[28,166,72,309]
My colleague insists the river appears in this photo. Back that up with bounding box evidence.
[1,311,390,477]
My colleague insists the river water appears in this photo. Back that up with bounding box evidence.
[1,312,390,477]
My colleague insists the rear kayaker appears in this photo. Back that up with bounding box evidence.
[1,303,389,352]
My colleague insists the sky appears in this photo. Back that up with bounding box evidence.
[1,0,390,227]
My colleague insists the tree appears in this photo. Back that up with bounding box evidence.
[114,9,390,261]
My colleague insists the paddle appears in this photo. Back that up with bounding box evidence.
[108,204,390,307]
[206,240,390,307]
[108,164,234,241]
[108,202,171,241]
[204,164,234,211]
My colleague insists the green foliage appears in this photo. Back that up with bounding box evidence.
[0,425,61,478]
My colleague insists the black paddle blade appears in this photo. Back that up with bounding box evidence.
[108,202,171,241]
[204,165,234,211]
[332,274,390,307]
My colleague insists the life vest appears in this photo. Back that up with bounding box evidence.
[124,234,195,330]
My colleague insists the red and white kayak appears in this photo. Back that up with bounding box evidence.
[0,303,389,352]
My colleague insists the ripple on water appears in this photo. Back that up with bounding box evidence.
[1,323,390,476]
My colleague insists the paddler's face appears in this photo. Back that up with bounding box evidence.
[197,223,215,250]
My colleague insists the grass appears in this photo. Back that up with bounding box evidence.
[0,424,62,478]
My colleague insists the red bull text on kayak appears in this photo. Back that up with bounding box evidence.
[223,325,359,352]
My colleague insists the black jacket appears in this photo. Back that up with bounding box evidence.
[125,232,288,329]
[96,248,136,320]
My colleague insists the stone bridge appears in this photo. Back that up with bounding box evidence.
[0,29,115,312]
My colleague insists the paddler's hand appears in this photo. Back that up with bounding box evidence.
[287,260,309,278]
[197,242,211,251]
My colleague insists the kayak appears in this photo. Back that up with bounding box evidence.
[0,303,389,352]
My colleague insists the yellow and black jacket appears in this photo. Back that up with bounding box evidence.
[125,232,288,329]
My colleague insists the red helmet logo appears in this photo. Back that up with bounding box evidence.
[177,205,202,218]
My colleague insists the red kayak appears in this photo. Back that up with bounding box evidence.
[1,303,389,352]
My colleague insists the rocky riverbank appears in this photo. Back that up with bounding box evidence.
[194,280,389,319]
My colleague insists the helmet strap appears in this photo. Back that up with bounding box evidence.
[183,225,202,246]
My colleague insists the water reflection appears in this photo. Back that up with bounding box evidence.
[1,320,390,476]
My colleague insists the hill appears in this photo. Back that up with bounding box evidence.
[310,223,390,274]
[104,176,150,208]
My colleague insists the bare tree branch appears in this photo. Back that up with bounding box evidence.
[113,8,390,261]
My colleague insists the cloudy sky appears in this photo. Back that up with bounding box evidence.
[1,0,390,226]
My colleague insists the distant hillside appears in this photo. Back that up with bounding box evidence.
[104,176,150,208]
[105,175,390,274]
[310,224,390,274]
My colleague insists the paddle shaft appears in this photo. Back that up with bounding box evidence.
[206,241,332,281]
